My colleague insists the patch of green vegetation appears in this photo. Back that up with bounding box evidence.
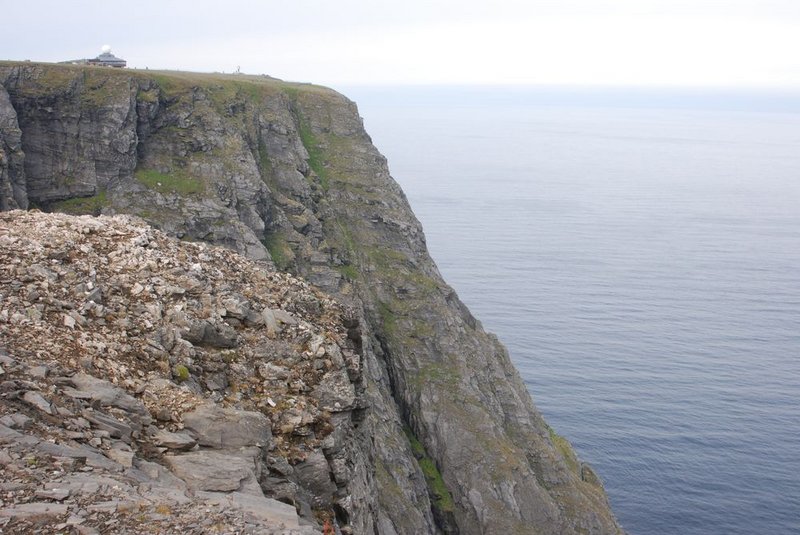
[52,191,108,215]
[374,460,404,499]
[548,425,580,474]
[330,218,357,254]
[75,69,133,107]
[410,362,461,391]
[173,364,190,382]
[377,301,397,336]
[230,80,267,102]
[404,427,454,513]
[26,66,78,97]
[408,272,439,294]
[280,86,300,101]
[137,88,158,103]
[334,263,359,281]
[410,321,435,339]
[263,232,293,271]
[297,118,329,191]
[135,168,204,195]
[365,249,410,281]
[149,73,186,95]
[338,181,382,201]
[365,246,439,296]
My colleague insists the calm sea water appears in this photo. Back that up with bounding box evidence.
[342,87,800,535]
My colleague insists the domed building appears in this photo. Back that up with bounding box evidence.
[87,45,126,68]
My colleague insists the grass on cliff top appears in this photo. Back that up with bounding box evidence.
[136,68,333,97]
[404,427,455,513]
[135,169,204,195]
[0,61,336,103]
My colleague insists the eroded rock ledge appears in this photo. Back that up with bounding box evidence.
[0,210,363,534]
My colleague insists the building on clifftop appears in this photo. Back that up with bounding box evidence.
[86,45,126,68]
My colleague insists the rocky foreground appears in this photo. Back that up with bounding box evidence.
[0,210,366,534]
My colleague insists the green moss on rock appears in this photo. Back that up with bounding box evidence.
[549,425,581,475]
[263,232,294,270]
[52,191,108,216]
[135,169,204,195]
[334,263,359,281]
[297,118,330,191]
[173,364,190,382]
[404,427,455,513]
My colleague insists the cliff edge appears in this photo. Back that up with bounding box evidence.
[0,62,622,534]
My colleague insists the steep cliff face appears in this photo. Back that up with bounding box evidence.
[0,62,622,534]
[0,85,26,210]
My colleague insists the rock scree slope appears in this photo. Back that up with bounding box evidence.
[0,62,623,534]
[0,210,354,534]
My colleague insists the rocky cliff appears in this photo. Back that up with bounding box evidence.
[0,62,622,534]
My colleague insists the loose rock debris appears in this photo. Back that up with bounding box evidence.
[0,210,364,534]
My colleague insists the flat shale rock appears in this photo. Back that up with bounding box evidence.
[164,450,259,493]
[182,404,272,449]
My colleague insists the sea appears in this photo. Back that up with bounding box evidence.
[340,86,800,535]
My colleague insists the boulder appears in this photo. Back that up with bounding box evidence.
[198,491,302,528]
[182,405,271,449]
[164,450,257,493]
[65,373,148,415]
[152,429,197,451]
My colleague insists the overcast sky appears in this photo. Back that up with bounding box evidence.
[3,0,800,88]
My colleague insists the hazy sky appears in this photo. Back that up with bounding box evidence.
[3,0,800,88]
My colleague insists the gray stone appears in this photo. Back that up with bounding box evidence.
[312,369,356,412]
[204,372,228,391]
[81,409,135,442]
[221,294,250,320]
[0,412,33,430]
[86,501,119,513]
[22,390,54,414]
[164,450,256,492]
[35,440,121,472]
[0,502,69,521]
[28,365,49,378]
[86,286,103,304]
[64,373,148,415]
[272,309,298,326]
[294,451,336,508]
[105,445,134,468]
[182,320,238,348]
[261,308,281,337]
[152,428,197,451]
[35,487,71,501]
[198,491,301,528]
[182,405,271,449]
